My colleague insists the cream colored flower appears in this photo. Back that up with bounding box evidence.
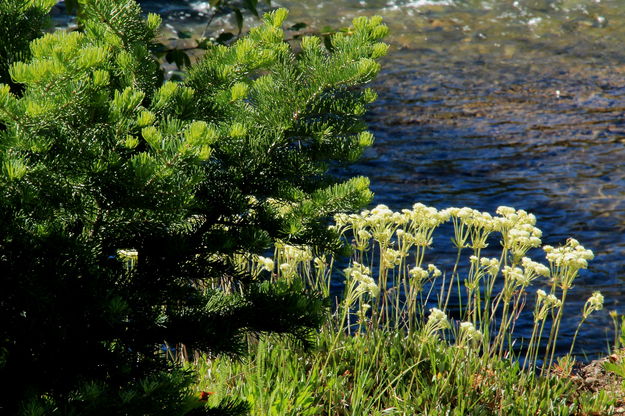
[253,256,272,273]
[582,291,604,319]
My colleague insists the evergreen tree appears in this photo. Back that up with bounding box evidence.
[0,0,55,88]
[0,1,387,414]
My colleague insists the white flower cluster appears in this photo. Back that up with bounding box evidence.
[334,204,596,311]
[543,238,594,289]
[355,228,373,251]
[424,307,450,336]
[370,204,396,220]
[334,203,450,253]
[521,257,550,278]
[344,262,380,300]
[397,227,435,248]
[543,238,594,269]
[501,257,550,289]
[382,247,404,269]
[117,249,139,261]
[356,302,372,323]
[428,263,442,277]
[270,243,314,279]
[493,256,549,293]
[469,256,500,276]
[446,207,495,249]
[502,265,528,287]
[458,321,482,344]
[429,307,447,322]
[254,255,274,274]
[408,264,442,278]
[405,203,451,230]
[496,207,542,259]
[445,207,495,230]
[582,291,604,319]
[279,262,293,276]
[363,205,404,244]
[332,212,351,232]
[117,249,139,270]
[588,291,604,309]
[313,256,326,270]
[534,289,562,322]
[409,266,428,280]
[408,264,442,290]
[280,244,313,263]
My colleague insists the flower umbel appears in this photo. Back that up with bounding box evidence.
[422,307,450,339]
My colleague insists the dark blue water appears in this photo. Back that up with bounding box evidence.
[56,0,625,358]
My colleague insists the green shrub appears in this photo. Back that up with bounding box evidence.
[0,1,387,414]
[0,0,55,88]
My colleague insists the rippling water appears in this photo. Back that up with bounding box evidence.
[57,0,625,357]
[346,0,625,358]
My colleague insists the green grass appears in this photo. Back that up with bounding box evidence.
[191,332,616,415]
[188,203,621,415]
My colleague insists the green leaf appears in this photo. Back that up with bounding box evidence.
[3,157,28,181]
[603,361,625,378]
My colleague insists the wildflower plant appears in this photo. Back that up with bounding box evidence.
[569,291,604,355]
[457,321,482,349]
[423,307,451,339]
[249,202,604,379]
[327,203,604,372]
[197,202,613,415]
[541,238,595,372]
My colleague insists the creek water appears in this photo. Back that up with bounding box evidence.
[55,0,625,358]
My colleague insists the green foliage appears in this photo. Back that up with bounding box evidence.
[603,359,625,379]
[0,0,55,88]
[21,369,203,416]
[199,327,617,415]
[0,1,387,414]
